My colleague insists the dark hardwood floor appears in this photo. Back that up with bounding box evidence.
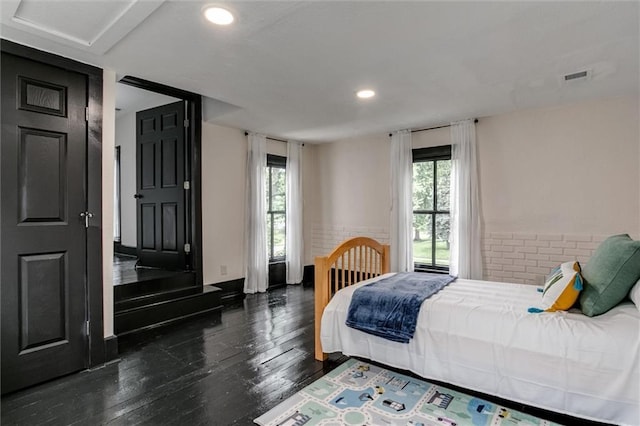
[1,282,609,426]
[1,284,346,425]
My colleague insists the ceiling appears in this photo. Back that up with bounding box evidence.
[1,1,638,142]
[115,82,179,118]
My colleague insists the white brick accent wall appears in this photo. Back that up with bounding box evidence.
[482,232,608,285]
[311,223,389,259]
[311,228,625,287]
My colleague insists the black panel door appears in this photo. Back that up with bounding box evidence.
[136,101,187,270]
[1,53,88,394]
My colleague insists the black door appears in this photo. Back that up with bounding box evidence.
[136,101,188,270]
[1,52,89,394]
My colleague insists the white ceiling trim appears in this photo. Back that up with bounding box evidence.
[0,0,165,54]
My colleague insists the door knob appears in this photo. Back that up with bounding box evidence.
[79,212,94,228]
[134,194,143,199]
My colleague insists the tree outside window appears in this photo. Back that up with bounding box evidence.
[412,146,451,271]
[266,155,286,261]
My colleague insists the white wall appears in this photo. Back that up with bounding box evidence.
[303,144,319,265]
[310,134,391,256]
[316,134,391,230]
[114,111,137,247]
[478,96,639,235]
[477,96,639,283]
[201,123,247,284]
[311,96,640,285]
[413,126,450,150]
[102,70,116,337]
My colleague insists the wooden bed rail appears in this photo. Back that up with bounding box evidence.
[314,237,390,361]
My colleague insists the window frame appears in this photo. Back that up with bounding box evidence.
[412,145,452,273]
[266,154,286,263]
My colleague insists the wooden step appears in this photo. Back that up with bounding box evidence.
[115,286,200,312]
[115,285,222,337]
[114,271,196,302]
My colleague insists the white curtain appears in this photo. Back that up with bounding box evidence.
[390,129,414,272]
[450,120,483,279]
[245,133,268,293]
[286,141,304,284]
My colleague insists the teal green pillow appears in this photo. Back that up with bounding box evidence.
[580,234,640,316]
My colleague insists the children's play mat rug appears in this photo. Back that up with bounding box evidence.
[255,358,560,426]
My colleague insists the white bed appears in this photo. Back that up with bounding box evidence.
[314,238,640,426]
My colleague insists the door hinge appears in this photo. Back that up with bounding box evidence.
[184,243,191,253]
[86,320,90,336]
[184,119,189,128]
[85,107,89,121]
[183,181,190,190]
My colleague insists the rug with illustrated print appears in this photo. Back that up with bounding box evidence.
[254,358,560,426]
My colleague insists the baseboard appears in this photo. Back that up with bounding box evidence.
[269,265,314,288]
[212,268,313,297]
[114,242,136,257]
[269,263,314,287]
[104,335,119,362]
[303,264,314,287]
[267,282,287,291]
[268,261,286,286]
[213,277,245,305]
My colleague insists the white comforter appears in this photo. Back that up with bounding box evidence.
[321,273,640,425]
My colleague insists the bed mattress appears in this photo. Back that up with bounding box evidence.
[321,273,640,425]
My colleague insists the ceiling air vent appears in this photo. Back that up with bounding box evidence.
[563,70,591,82]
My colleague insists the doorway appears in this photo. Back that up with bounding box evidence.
[114,82,184,259]
[113,83,182,270]
[112,77,204,336]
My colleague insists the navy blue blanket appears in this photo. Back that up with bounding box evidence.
[345,272,456,343]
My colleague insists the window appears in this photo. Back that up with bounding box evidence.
[412,145,451,271]
[266,154,286,262]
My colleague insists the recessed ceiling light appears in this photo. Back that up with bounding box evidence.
[356,89,375,99]
[204,6,234,25]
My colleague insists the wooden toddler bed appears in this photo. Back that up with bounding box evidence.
[314,237,640,426]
